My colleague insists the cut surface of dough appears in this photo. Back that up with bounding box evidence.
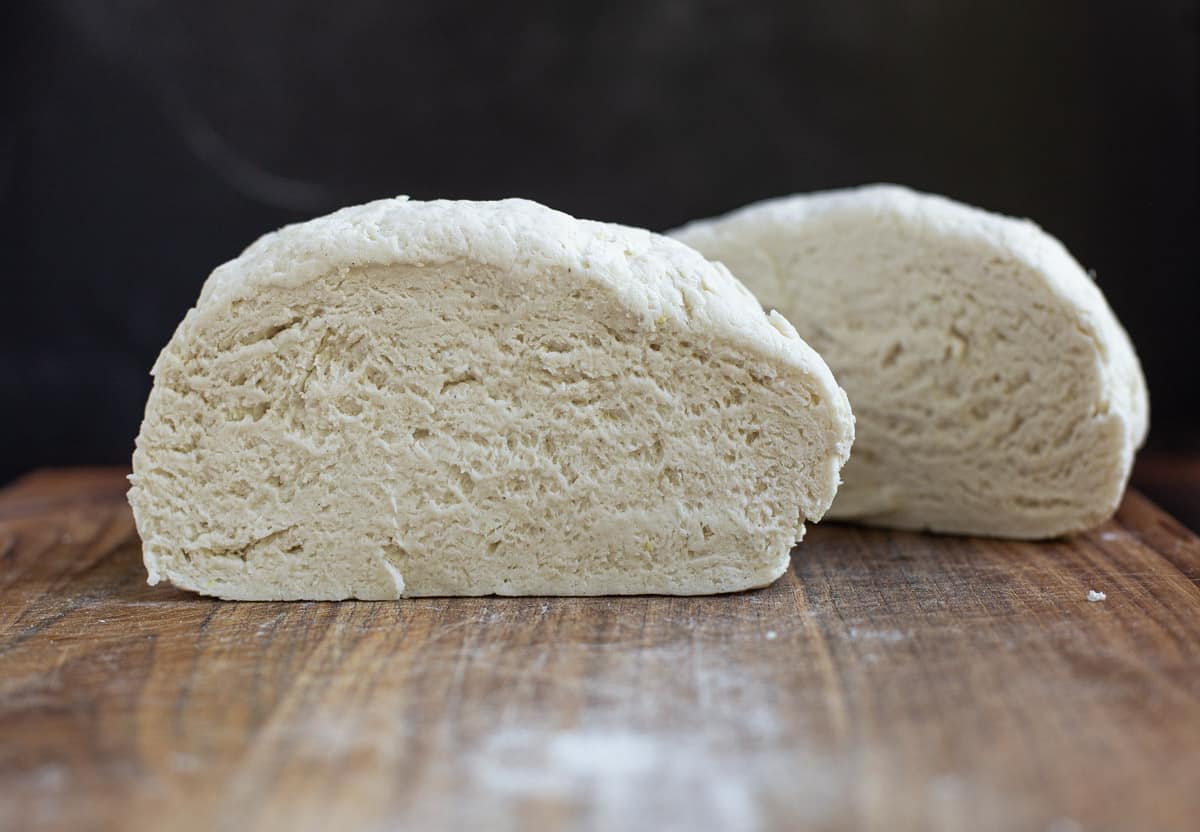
[673,185,1148,539]
[129,197,854,599]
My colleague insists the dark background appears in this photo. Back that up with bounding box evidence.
[2,0,1196,484]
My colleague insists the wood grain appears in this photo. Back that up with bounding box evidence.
[1,468,1199,832]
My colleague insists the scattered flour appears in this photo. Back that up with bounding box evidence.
[928,773,967,801]
[846,627,909,643]
[1087,590,1106,602]
[1045,818,1084,832]
[467,727,841,832]
[172,752,201,773]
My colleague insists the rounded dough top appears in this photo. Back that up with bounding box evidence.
[190,196,845,410]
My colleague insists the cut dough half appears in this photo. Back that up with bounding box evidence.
[673,185,1148,539]
[129,197,854,599]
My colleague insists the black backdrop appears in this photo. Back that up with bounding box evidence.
[2,0,1196,483]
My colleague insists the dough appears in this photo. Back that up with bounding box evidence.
[673,185,1147,538]
[129,197,854,598]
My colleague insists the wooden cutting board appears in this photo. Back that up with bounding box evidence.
[1,468,1198,832]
